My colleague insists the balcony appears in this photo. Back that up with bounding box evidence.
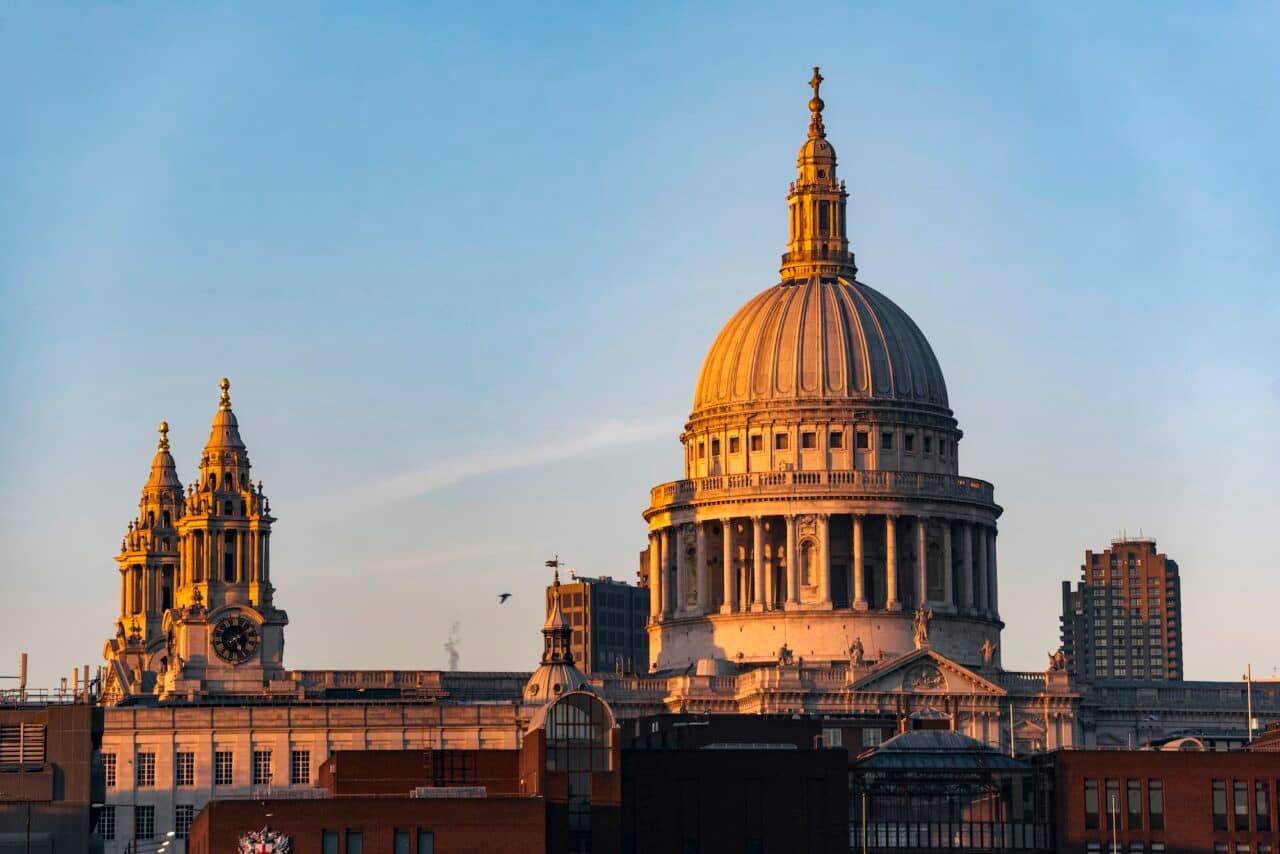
[648,469,996,511]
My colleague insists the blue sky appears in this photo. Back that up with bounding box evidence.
[2,3,1278,688]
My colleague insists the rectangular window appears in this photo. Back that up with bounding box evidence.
[923,435,933,453]
[1130,845,1144,854]
[175,804,194,839]
[750,434,763,452]
[215,750,234,786]
[395,830,411,854]
[253,750,272,786]
[729,436,741,454]
[800,431,816,449]
[862,728,882,748]
[290,750,311,786]
[1213,780,1227,831]
[697,441,705,459]
[1127,779,1142,829]
[904,433,915,452]
[855,431,869,449]
[1084,778,1099,829]
[1235,780,1249,830]
[881,431,894,450]
[1152,845,1165,854]
[1087,845,1101,854]
[774,433,789,451]
[710,438,720,456]
[102,752,116,787]
[176,751,195,787]
[829,430,843,449]
[136,752,156,787]
[347,831,364,854]
[97,806,115,840]
[418,831,435,854]
[1258,781,1271,831]
[1105,779,1120,830]
[135,805,155,840]
[322,831,339,854]
[1148,779,1163,830]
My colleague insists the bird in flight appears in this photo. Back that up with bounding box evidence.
[498,593,512,604]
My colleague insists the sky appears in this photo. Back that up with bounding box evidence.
[2,2,1278,689]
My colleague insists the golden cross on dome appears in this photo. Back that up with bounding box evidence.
[157,420,170,452]
[219,377,232,411]
[808,66,826,139]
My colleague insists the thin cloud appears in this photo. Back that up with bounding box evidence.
[358,417,676,505]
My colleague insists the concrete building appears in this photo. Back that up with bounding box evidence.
[550,577,648,675]
[1060,537,1184,682]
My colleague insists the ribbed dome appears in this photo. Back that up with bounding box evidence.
[692,275,949,417]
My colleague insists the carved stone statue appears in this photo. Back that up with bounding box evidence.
[980,638,997,667]
[777,643,795,667]
[1048,648,1068,671]
[912,607,934,650]
[848,636,865,669]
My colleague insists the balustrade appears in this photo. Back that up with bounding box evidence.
[649,469,995,509]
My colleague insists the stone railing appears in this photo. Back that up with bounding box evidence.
[649,470,995,510]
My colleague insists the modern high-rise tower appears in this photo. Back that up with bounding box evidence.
[1059,537,1184,681]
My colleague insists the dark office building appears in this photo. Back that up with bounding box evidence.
[1060,537,1184,682]
[549,576,649,674]
[0,702,103,853]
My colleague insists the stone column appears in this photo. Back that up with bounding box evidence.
[752,517,765,613]
[916,516,928,607]
[885,515,901,611]
[988,528,999,618]
[817,513,831,606]
[942,522,954,610]
[785,515,799,608]
[238,530,246,583]
[721,520,735,614]
[659,529,671,616]
[648,533,662,619]
[976,525,989,617]
[962,524,975,611]
[675,526,689,614]
[852,514,867,610]
[262,533,270,585]
[695,523,708,613]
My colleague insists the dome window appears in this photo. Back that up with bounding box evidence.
[855,431,870,450]
[923,436,933,454]
[904,433,915,453]
[711,438,721,457]
[774,433,789,451]
[750,435,763,453]
[829,430,843,449]
[697,442,705,459]
[881,431,894,450]
[729,436,741,455]
[801,432,817,449]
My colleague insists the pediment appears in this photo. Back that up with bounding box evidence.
[850,647,1006,696]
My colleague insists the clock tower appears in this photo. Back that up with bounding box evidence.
[103,379,297,703]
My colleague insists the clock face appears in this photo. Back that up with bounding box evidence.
[212,615,260,664]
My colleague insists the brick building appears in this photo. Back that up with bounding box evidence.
[1049,749,1280,854]
[1060,537,1184,681]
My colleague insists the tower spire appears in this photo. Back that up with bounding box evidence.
[808,66,825,139]
[780,67,856,280]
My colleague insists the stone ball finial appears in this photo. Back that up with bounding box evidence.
[157,420,170,451]
[218,377,232,410]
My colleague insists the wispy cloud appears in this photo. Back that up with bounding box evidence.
[355,417,676,506]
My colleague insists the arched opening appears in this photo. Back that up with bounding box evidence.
[240,500,247,516]
[162,510,171,527]
[147,511,155,527]
[542,692,614,852]
[208,473,217,490]
[223,531,237,582]
[800,540,817,587]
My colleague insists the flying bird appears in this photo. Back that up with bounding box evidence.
[498,593,512,604]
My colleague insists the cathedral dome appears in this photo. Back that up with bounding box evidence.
[691,275,950,419]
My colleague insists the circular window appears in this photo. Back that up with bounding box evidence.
[817,169,826,178]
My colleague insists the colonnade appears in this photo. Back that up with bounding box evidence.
[647,512,998,621]
[177,529,270,588]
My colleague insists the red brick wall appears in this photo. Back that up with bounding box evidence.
[1053,750,1280,853]
[188,796,544,854]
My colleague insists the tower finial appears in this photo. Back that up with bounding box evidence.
[157,421,170,452]
[218,377,232,411]
[808,66,825,140]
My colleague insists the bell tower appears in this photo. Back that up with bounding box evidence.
[101,422,186,701]
[780,67,857,280]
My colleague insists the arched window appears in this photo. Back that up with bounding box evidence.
[224,501,234,516]
[223,531,237,582]
[544,693,612,773]
[162,511,171,527]
[800,541,816,586]
[147,511,155,527]
[209,473,217,490]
